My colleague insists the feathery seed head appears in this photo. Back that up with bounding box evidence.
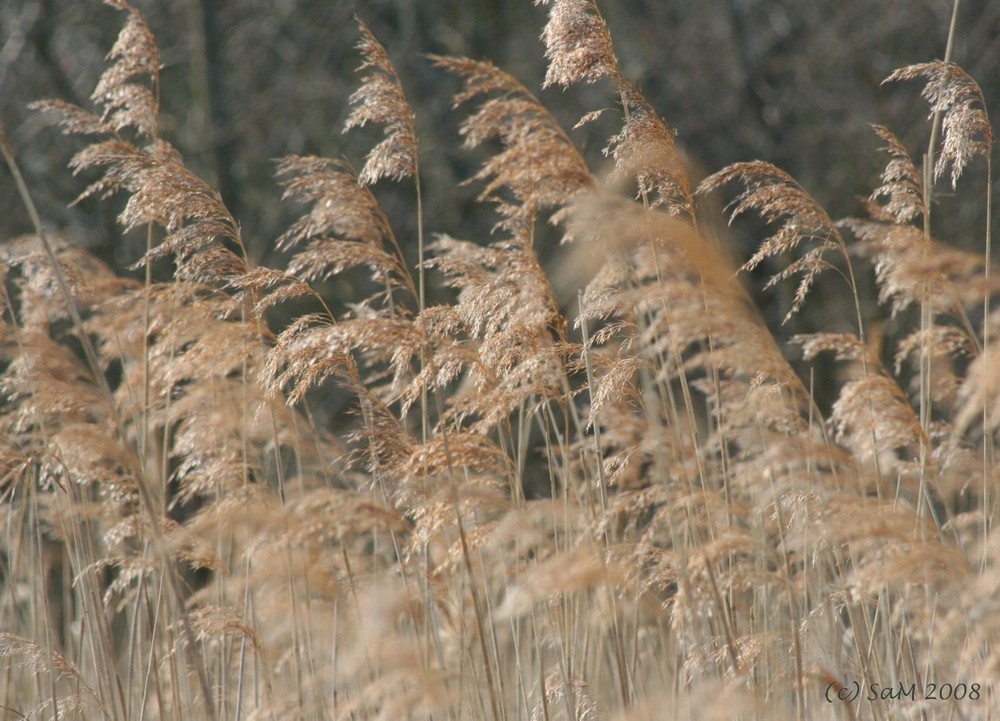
[344,20,418,185]
[885,61,993,188]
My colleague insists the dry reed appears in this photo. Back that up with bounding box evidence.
[1,1,997,720]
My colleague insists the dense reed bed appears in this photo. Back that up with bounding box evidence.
[1,1,997,719]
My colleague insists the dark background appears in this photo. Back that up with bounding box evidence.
[3,0,999,346]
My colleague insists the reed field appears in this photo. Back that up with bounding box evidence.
[1,1,998,719]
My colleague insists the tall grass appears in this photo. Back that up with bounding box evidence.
[1,1,997,720]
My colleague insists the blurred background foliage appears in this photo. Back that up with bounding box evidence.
[3,0,999,346]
